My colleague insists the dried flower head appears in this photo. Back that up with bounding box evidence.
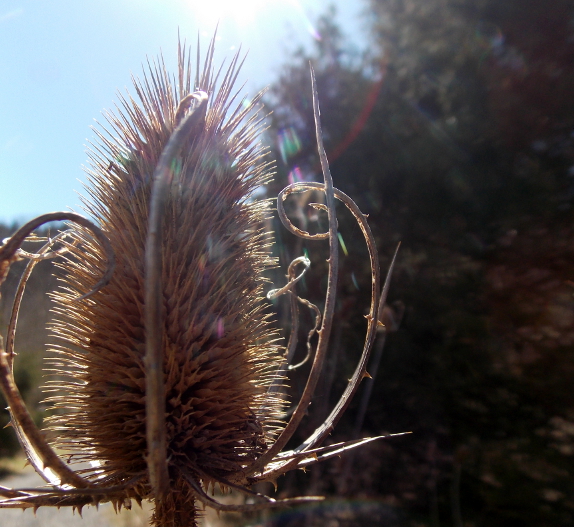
[0,36,400,527]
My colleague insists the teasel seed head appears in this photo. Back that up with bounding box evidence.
[44,39,285,526]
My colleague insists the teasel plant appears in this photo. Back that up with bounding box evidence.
[0,36,403,527]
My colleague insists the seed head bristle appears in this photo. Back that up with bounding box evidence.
[44,38,285,526]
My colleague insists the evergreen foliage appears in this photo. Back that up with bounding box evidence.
[264,1,574,525]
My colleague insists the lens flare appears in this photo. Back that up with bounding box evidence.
[277,126,302,164]
[287,166,304,185]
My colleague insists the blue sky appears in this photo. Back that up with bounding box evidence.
[0,0,369,224]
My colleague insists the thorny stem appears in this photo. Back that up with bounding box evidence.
[0,476,142,500]
[0,57,400,515]
[7,231,73,367]
[266,255,321,375]
[5,232,86,484]
[0,212,115,489]
[247,66,339,475]
[287,294,322,371]
[144,90,208,499]
[256,184,399,479]
[295,241,399,453]
[0,481,141,510]
[181,470,323,512]
[258,432,411,483]
[266,256,310,395]
[0,338,91,489]
[267,256,323,371]
[0,212,114,298]
[266,256,311,300]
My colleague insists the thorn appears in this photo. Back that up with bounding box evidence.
[363,371,373,380]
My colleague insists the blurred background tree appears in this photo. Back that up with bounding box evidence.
[263,1,574,526]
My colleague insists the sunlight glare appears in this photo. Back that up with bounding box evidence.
[188,0,272,28]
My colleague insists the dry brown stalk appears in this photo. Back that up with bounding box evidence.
[0,36,404,527]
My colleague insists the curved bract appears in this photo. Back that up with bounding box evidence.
[0,37,402,527]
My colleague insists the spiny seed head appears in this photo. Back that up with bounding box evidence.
[44,41,285,525]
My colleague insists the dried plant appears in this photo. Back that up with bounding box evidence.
[0,37,401,527]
